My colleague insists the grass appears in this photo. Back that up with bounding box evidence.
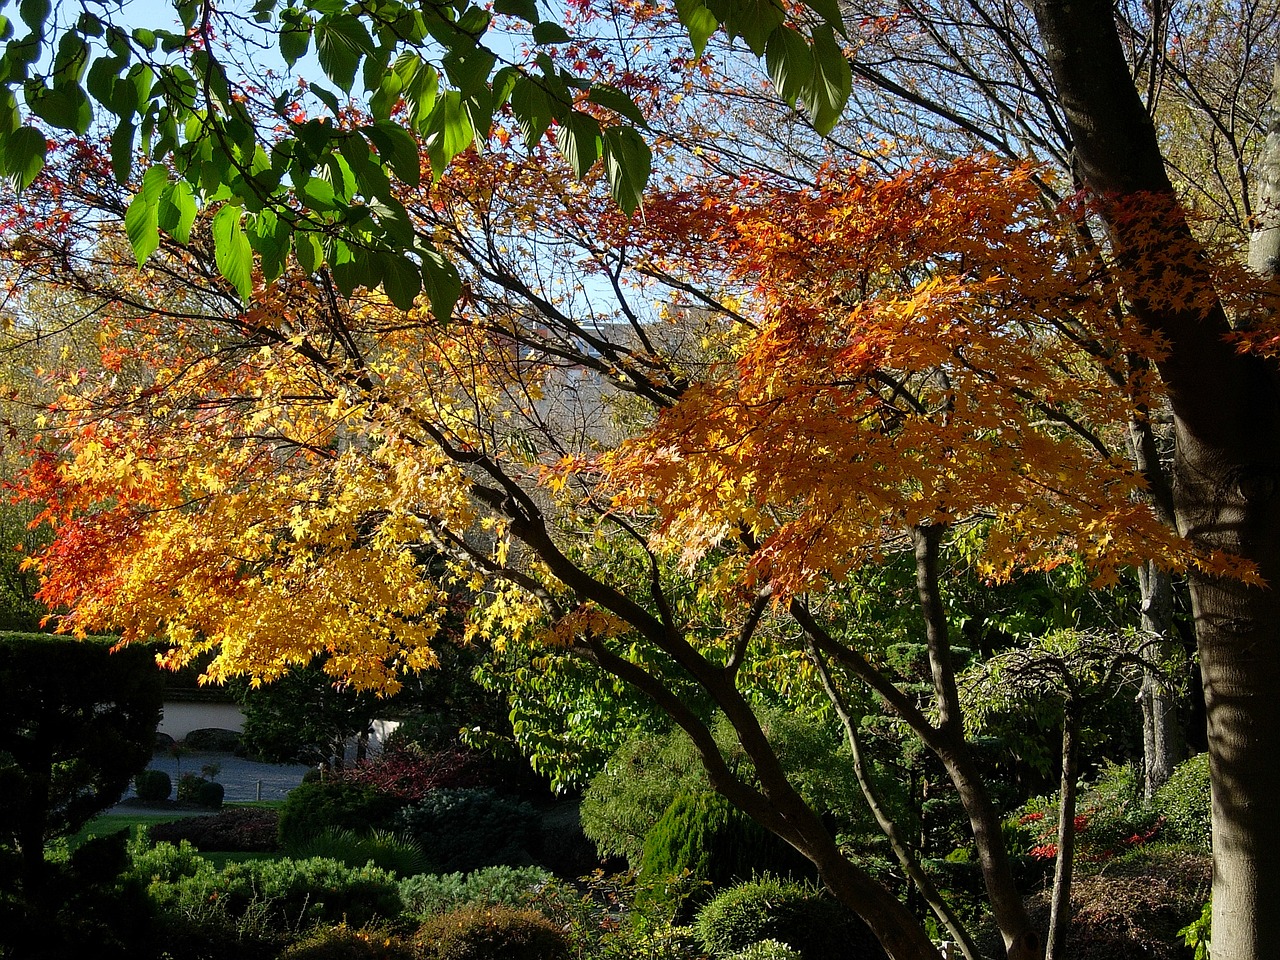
[65,800,286,861]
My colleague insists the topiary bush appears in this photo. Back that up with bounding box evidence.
[693,875,885,960]
[289,827,428,878]
[135,769,173,802]
[176,773,224,809]
[278,781,407,850]
[149,807,279,852]
[1152,754,1211,850]
[637,791,814,918]
[412,904,570,960]
[398,865,555,919]
[278,923,415,960]
[183,728,242,752]
[392,788,539,874]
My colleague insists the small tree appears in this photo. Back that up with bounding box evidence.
[0,633,163,896]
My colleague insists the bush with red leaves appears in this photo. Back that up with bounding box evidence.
[149,807,280,852]
[333,744,490,801]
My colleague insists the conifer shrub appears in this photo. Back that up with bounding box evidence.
[392,788,539,874]
[412,904,570,960]
[289,827,428,878]
[278,781,406,849]
[636,791,813,917]
[135,769,173,802]
[398,865,554,918]
[693,875,884,960]
[177,773,224,809]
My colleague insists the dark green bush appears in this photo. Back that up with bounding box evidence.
[637,791,813,917]
[135,769,173,802]
[278,781,406,850]
[693,875,885,960]
[1152,754,1211,850]
[177,774,224,808]
[413,904,570,960]
[278,923,415,960]
[392,788,539,874]
[183,728,242,752]
[398,865,555,918]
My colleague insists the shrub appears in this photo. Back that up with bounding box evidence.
[398,865,554,918]
[278,782,406,850]
[392,788,539,874]
[150,857,403,931]
[135,769,173,802]
[727,941,804,960]
[183,728,243,752]
[290,828,428,878]
[1152,754,1211,850]
[278,923,415,960]
[693,875,884,960]
[637,792,813,918]
[335,743,489,800]
[177,774,224,809]
[127,836,206,884]
[413,904,570,960]
[149,808,279,852]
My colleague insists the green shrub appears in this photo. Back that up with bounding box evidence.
[398,865,554,918]
[150,857,402,930]
[127,836,206,885]
[727,940,804,960]
[278,923,415,959]
[177,774,224,808]
[393,788,539,874]
[183,728,242,752]
[1152,754,1211,850]
[278,781,406,849]
[290,827,428,878]
[693,875,884,960]
[149,807,279,852]
[135,769,173,802]
[637,792,813,918]
[413,904,570,960]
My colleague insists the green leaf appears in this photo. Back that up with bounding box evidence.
[382,253,421,310]
[248,208,288,283]
[109,116,134,183]
[18,0,48,33]
[419,244,460,320]
[494,0,538,22]
[765,26,813,109]
[366,120,421,187]
[212,204,254,300]
[339,132,391,200]
[299,175,337,210]
[674,0,718,58]
[602,125,650,217]
[53,33,89,84]
[587,83,649,128]
[532,21,571,45]
[808,24,850,135]
[1,123,44,191]
[510,75,553,148]
[315,15,374,93]
[124,188,160,266]
[280,16,312,69]
[803,0,847,35]
[424,90,472,179]
[27,83,92,134]
[295,230,322,274]
[441,43,496,97]
[554,110,600,178]
[159,178,197,244]
[371,197,415,246]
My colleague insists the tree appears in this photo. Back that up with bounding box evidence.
[0,2,1274,958]
[0,632,163,896]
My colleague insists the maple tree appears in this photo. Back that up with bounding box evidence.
[2,2,1279,959]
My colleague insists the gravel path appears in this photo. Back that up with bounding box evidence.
[127,750,312,804]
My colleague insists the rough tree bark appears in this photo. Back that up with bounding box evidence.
[1032,3,1280,957]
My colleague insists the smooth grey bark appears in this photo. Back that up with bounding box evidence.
[1248,64,1280,276]
[1032,4,1280,958]
[1045,704,1079,960]
[1136,560,1182,797]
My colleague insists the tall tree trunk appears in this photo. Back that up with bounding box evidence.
[1045,703,1080,960]
[1032,5,1280,957]
[912,525,1042,960]
[1137,560,1181,797]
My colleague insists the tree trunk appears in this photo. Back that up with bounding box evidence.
[1031,5,1280,957]
[1046,704,1080,960]
[1137,561,1181,797]
[912,525,1042,960]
